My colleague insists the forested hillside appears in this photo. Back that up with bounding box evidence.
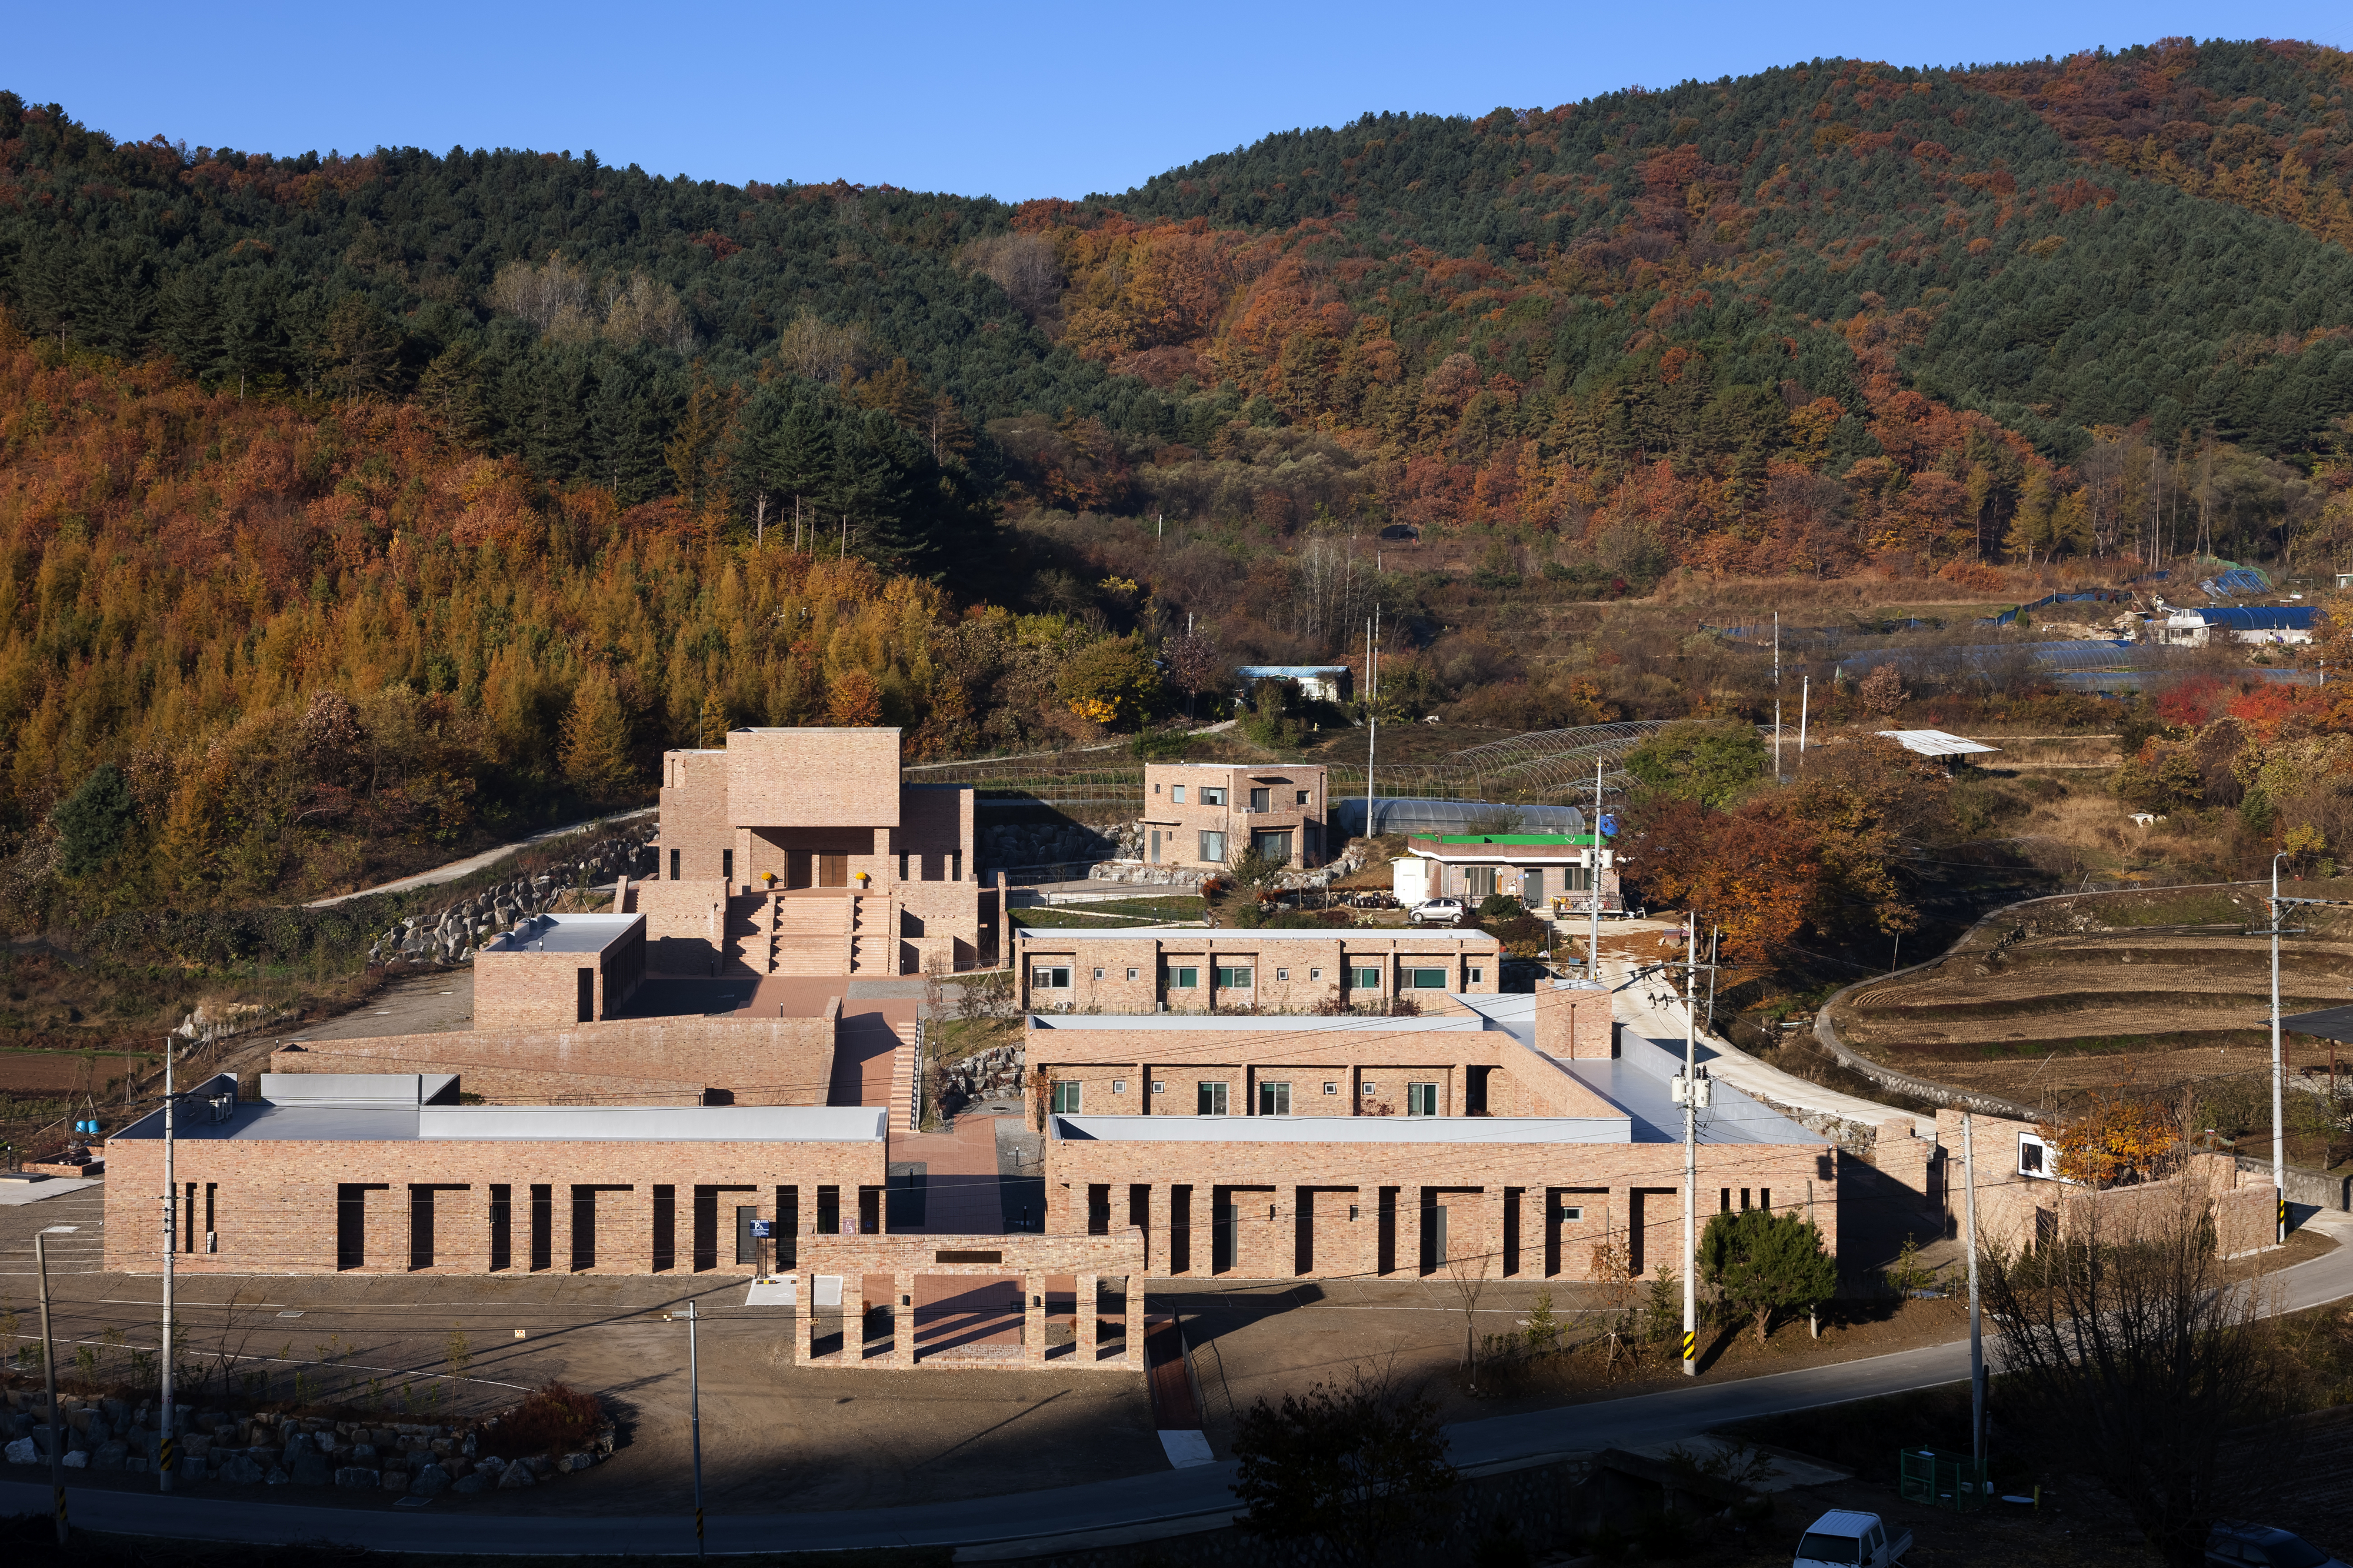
[6,42,2353,920]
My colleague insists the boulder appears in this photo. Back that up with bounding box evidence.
[94,1440,127,1469]
[281,1432,313,1462]
[334,1466,380,1490]
[381,1469,411,1492]
[218,1454,265,1485]
[451,1472,492,1494]
[524,1454,554,1477]
[291,1452,332,1487]
[62,1450,88,1469]
[178,1456,205,1482]
[5,1437,36,1464]
[265,1466,289,1484]
[411,1464,450,1496]
[496,1460,536,1489]
[560,1452,594,1472]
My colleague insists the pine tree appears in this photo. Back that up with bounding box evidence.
[698,692,730,748]
[560,669,635,801]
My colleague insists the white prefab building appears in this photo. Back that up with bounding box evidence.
[1392,833,1622,915]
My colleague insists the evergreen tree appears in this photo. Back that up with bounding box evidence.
[559,669,634,800]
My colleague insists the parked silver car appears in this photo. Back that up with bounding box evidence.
[1408,898,1466,926]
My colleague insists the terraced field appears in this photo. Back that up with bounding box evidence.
[1831,885,2353,1113]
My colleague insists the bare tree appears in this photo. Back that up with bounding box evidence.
[1981,1172,2293,1567]
[1443,1245,1491,1392]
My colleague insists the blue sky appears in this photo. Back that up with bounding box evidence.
[12,2,2352,201]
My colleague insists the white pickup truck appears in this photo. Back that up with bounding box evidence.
[1794,1510,1912,1567]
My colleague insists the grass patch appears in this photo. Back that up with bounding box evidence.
[1009,909,1159,929]
[1082,895,1207,920]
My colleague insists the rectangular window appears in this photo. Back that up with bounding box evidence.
[1275,968,1289,982]
[1465,866,1497,900]
[1349,965,1380,989]
[1309,968,1322,980]
[1112,1079,1127,1095]
[1407,967,1447,989]
[1406,1082,1439,1117]
[576,966,595,1024]
[1032,966,1071,989]
[1200,786,1225,806]
[1171,784,1185,804]
[529,1185,552,1272]
[1323,1081,1338,1095]
[1168,966,1199,989]
[1297,790,1311,805]
[1465,966,1484,985]
[1051,1080,1081,1115]
[1126,967,1139,980]
[1249,787,1271,811]
[1362,1082,1378,1097]
[653,1185,675,1272]
[668,848,681,880]
[1092,967,1105,980]
[1215,965,1252,989]
[489,1185,512,1272]
[1568,863,1594,892]
[735,1204,758,1265]
[1197,1082,1229,1116]
[1558,1203,1585,1222]
[1199,830,1226,862]
[1251,829,1293,861]
[1258,1082,1291,1115]
[722,848,735,883]
[1152,1080,1166,1094]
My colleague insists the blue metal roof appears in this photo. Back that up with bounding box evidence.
[2192,607,2316,630]
[1235,665,1352,676]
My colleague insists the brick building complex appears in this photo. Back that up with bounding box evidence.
[633,726,996,976]
[1031,982,1837,1283]
[1016,928,1501,1014]
[1139,762,1328,872]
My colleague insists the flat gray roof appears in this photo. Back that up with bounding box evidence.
[483,913,643,955]
[1054,1114,1631,1144]
[116,1102,884,1145]
[259,1073,458,1106]
[1021,926,1499,943]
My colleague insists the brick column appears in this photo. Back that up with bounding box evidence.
[446,1186,492,1273]
[891,1271,914,1367]
[1488,1186,1511,1281]
[842,1274,865,1364]
[614,1186,655,1275]
[1124,1272,1145,1364]
[552,1186,577,1275]
[1138,1063,1151,1117]
[1023,1271,1046,1366]
[793,1272,815,1365]
[1076,1273,1099,1365]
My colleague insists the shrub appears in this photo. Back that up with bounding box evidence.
[481,1380,603,1460]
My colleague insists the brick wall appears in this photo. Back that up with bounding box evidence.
[473,920,646,1032]
[658,750,732,882]
[729,728,901,829]
[271,1006,841,1106]
[1018,932,1502,1012]
[104,1130,887,1276]
[1140,763,1328,869]
[627,879,729,973]
[1042,1127,1837,1280]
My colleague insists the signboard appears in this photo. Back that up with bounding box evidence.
[747,1219,774,1239]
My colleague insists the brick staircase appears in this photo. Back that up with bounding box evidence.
[771,896,851,976]
[846,893,892,975]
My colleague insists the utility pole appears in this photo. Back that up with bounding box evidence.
[1772,612,1783,782]
[36,1229,66,1543]
[1588,753,1604,982]
[2272,852,2288,1245]
[1679,910,1701,1377]
[1964,1112,1984,1473]
[1364,609,1379,840]
[1704,928,1720,1036]
[688,1296,705,1556]
[1799,675,1810,759]
[159,1036,176,1493]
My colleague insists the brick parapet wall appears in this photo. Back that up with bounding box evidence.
[1042,1129,1837,1281]
[272,1006,841,1106]
[103,1133,886,1276]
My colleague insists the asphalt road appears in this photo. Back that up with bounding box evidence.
[18,1206,2349,1556]
[301,809,653,909]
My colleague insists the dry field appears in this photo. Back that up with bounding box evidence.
[1831,885,2353,1159]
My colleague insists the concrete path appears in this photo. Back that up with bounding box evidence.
[1608,955,1932,1140]
[301,808,654,908]
[26,1207,2349,1553]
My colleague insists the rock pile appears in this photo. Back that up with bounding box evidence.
[1,1388,616,1496]
[978,820,1118,872]
[936,1043,1026,1117]
[369,828,654,966]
